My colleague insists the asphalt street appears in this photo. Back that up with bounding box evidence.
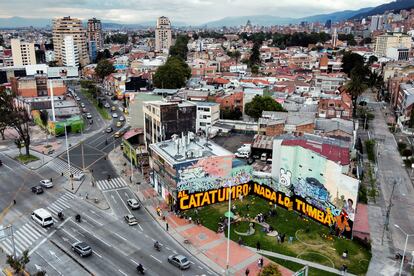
[24,194,214,276]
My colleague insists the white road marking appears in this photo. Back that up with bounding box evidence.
[80,211,98,223]
[130,258,139,266]
[166,246,171,251]
[138,224,143,231]
[75,222,113,247]
[114,233,127,241]
[198,266,204,269]
[116,190,132,214]
[118,269,128,276]
[35,252,62,275]
[93,250,102,258]
[61,229,79,243]
[150,255,162,263]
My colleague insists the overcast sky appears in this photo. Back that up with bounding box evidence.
[0,0,392,24]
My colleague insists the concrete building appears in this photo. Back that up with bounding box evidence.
[87,18,103,50]
[10,75,66,98]
[45,50,55,63]
[155,16,172,53]
[143,98,196,146]
[386,47,410,61]
[395,82,414,121]
[149,134,233,201]
[52,16,89,66]
[195,102,220,133]
[374,33,412,57]
[312,74,346,93]
[11,39,36,66]
[62,36,79,67]
[370,15,383,32]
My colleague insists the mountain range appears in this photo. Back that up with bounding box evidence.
[0,0,413,29]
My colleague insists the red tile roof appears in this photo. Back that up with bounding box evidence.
[281,139,350,165]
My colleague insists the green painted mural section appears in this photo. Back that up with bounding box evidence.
[122,140,137,167]
[52,116,85,136]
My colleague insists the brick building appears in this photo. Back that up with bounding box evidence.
[318,89,352,120]
[10,75,66,98]
[214,91,243,112]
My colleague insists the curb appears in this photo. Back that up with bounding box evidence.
[49,239,94,276]
[134,191,221,276]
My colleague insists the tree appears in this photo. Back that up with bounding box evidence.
[39,110,49,128]
[153,56,191,89]
[367,55,378,65]
[169,35,190,60]
[346,67,368,118]
[341,51,364,76]
[95,49,112,63]
[0,121,6,140]
[259,263,282,276]
[6,250,30,274]
[0,88,32,156]
[245,95,286,120]
[95,59,115,81]
[249,42,261,68]
[0,34,4,46]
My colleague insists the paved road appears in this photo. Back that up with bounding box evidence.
[23,194,214,276]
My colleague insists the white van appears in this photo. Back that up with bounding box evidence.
[235,151,250,158]
[31,208,54,227]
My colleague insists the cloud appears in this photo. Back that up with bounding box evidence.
[0,0,391,24]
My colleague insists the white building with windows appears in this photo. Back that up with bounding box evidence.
[195,102,220,133]
[62,36,79,67]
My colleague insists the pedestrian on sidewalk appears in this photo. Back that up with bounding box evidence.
[13,199,16,205]
[257,257,263,268]
[166,222,169,231]
[245,267,250,275]
[256,241,261,251]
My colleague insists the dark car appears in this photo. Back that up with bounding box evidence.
[168,254,191,270]
[106,127,113,133]
[72,241,92,257]
[31,186,44,194]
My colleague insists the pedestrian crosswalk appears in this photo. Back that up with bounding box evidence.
[46,158,83,178]
[96,177,128,191]
[0,192,75,257]
[46,192,75,216]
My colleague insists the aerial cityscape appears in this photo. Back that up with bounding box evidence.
[0,0,414,275]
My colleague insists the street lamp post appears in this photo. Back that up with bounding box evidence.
[226,184,232,275]
[64,123,73,190]
[395,224,414,276]
[129,144,134,183]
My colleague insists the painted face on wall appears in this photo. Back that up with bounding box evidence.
[279,168,292,187]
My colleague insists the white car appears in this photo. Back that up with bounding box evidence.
[104,103,110,108]
[127,198,140,210]
[39,179,53,188]
[80,103,85,108]
[119,116,125,122]
[86,113,92,119]
[76,97,81,101]
[112,113,118,118]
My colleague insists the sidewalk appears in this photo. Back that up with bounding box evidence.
[108,147,294,275]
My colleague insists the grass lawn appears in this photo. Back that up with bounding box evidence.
[184,195,371,275]
[15,154,39,164]
[80,88,111,120]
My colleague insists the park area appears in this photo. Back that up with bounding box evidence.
[183,195,371,276]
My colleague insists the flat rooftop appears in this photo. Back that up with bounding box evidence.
[150,134,233,166]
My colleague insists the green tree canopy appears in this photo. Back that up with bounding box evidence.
[95,59,115,80]
[259,263,282,276]
[105,33,128,44]
[153,56,191,89]
[341,51,364,76]
[346,66,369,118]
[169,35,190,60]
[245,95,286,120]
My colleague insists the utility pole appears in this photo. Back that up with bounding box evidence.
[81,126,85,172]
[64,123,73,190]
[382,179,398,245]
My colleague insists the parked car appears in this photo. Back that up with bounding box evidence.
[116,121,122,128]
[114,130,126,138]
[124,214,138,226]
[75,97,81,101]
[31,186,44,194]
[72,241,92,257]
[81,108,88,113]
[168,254,191,270]
[80,103,85,108]
[39,179,53,188]
[106,127,113,133]
[104,103,110,108]
[235,151,250,158]
[112,113,118,118]
[127,198,140,210]
[86,113,92,119]
[111,106,116,111]
[119,116,125,122]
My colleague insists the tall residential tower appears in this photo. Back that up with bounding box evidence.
[52,16,89,66]
[155,16,172,53]
[10,39,36,66]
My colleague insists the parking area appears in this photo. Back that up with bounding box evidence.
[212,132,255,153]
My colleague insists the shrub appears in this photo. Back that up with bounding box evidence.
[365,140,376,162]
[398,142,407,152]
[260,263,282,276]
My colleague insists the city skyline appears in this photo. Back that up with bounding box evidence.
[0,0,392,25]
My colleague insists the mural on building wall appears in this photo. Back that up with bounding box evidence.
[271,144,359,237]
[176,156,253,193]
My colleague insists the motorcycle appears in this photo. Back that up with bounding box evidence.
[154,242,161,252]
[136,264,145,274]
[75,214,81,223]
[58,212,64,221]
